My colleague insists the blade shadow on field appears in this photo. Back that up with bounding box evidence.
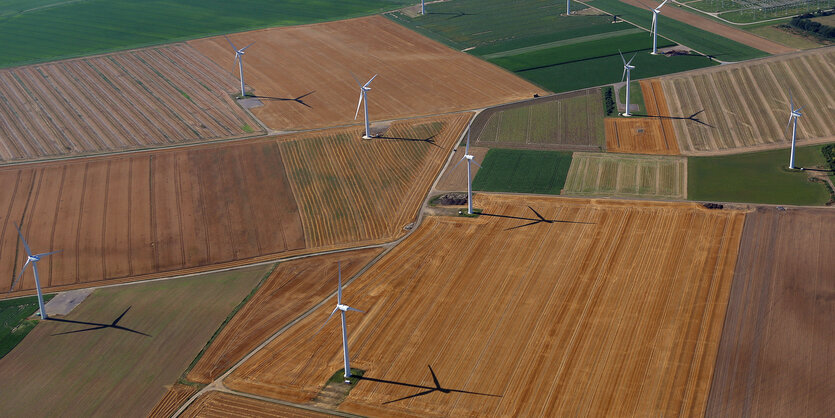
[644,109,714,128]
[252,91,315,108]
[480,206,595,231]
[49,306,151,337]
[357,365,501,404]
[427,11,477,19]
[377,134,440,148]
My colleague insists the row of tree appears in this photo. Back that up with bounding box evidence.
[789,9,835,39]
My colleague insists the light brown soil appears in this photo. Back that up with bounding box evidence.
[225,194,745,417]
[660,47,835,155]
[619,0,796,55]
[0,44,263,163]
[641,79,680,153]
[188,16,544,132]
[188,248,383,383]
[605,114,678,155]
[707,206,835,417]
[434,146,489,192]
[181,391,332,418]
[147,384,199,418]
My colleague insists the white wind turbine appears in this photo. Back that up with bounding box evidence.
[452,129,482,215]
[567,0,572,15]
[620,51,637,117]
[12,224,60,320]
[225,36,255,97]
[317,262,364,383]
[353,73,377,139]
[421,0,425,15]
[651,0,668,55]
[787,91,803,169]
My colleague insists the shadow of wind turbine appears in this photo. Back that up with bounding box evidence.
[357,365,501,404]
[479,206,595,230]
[50,306,150,337]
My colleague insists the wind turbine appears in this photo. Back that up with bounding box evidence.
[452,129,482,215]
[225,36,255,97]
[421,0,425,15]
[353,73,377,139]
[651,0,668,55]
[317,262,364,383]
[567,0,571,15]
[12,224,60,320]
[787,91,803,169]
[620,51,637,117]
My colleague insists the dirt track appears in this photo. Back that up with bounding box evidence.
[619,0,796,55]
[707,206,834,417]
[148,384,199,418]
[189,16,544,132]
[224,194,745,416]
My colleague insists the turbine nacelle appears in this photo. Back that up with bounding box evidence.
[464,154,474,160]
[28,255,40,263]
[791,109,803,118]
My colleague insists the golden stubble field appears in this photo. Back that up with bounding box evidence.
[189,15,544,131]
[225,194,746,417]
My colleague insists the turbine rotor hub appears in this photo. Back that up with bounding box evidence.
[337,304,350,312]
[465,154,474,160]
[791,110,802,118]
[28,255,39,262]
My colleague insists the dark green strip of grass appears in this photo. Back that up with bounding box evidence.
[0,294,55,359]
[473,149,573,194]
[688,145,832,206]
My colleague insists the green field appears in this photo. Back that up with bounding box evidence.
[0,294,54,359]
[472,149,573,194]
[0,0,412,67]
[618,81,646,115]
[587,0,769,61]
[688,145,832,205]
[0,265,269,417]
[564,153,687,199]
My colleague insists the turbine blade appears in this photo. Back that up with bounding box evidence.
[346,306,364,313]
[789,89,794,110]
[313,307,339,337]
[619,49,626,65]
[651,14,656,35]
[11,260,29,291]
[354,92,364,120]
[465,130,471,155]
[472,159,482,168]
[13,223,32,256]
[240,42,255,51]
[364,74,378,87]
[659,0,669,8]
[224,35,238,51]
[452,156,466,171]
[337,262,343,306]
[627,53,637,66]
[350,71,362,88]
[36,250,62,258]
[621,67,626,83]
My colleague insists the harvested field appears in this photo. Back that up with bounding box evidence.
[280,113,471,248]
[188,248,383,383]
[435,146,489,192]
[0,264,268,418]
[148,384,199,418]
[605,115,679,155]
[470,88,606,151]
[188,16,544,131]
[707,207,835,417]
[641,79,679,149]
[226,194,745,417]
[660,47,835,155]
[0,44,262,163]
[0,115,465,298]
[181,391,332,418]
[563,152,687,199]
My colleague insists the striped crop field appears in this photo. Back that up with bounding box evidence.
[0,44,262,163]
[563,152,687,199]
[660,48,835,155]
[471,89,605,151]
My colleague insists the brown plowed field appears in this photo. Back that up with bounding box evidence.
[188,248,383,383]
[0,115,466,298]
[188,15,544,132]
[604,114,678,155]
[435,146,489,192]
[181,391,332,418]
[148,384,199,418]
[620,0,796,55]
[660,47,835,155]
[0,44,262,163]
[280,113,471,248]
[226,194,745,417]
[707,207,835,417]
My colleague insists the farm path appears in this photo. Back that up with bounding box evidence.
[618,0,796,55]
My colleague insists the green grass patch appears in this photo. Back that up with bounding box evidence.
[618,81,645,115]
[473,149,573,194]
[328,368,366,385]
[0,0,413,68]
[0,294,55,359]
[688,145,832,205]
[587,0,768,61]
[241,124,254,133]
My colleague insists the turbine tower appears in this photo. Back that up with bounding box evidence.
[12,224,60,320]
[567,0,571,15]
[787,91,803,169]
[353,74,377,139]
[452,129,482,215]
[421,0,425,15]
[620,51,637,117]
[225,36,255,97]
[651,0,668,55]
[319,262,364,383]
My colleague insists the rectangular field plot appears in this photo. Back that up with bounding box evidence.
[660,48,835,154]
[189,16,542,132]
[225,194,746,417]
[563,153,686,199]
[471,89,605,151]
[182,391,331,418]
[708,207,835,416]
[472,149,573,194]
[605,117,680,155]
[0,264,268,418]
[0,44,262,163]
